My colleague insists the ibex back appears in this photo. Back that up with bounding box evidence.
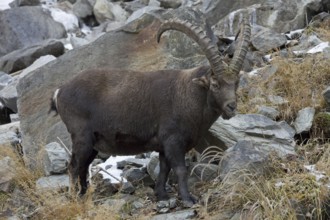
[51,17,251,206]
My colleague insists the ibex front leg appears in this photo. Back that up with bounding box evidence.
[163,135,197,207]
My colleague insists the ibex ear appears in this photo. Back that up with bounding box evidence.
[192,76,209,89]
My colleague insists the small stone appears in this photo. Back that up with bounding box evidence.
[0,156,15,192]
[147,155,160,181]
[257,106,280,120]
[322,86,330,106]
[151,209,197,220]
[117,158,150,169]
[156,200,170,213]
[43,142,70,176]
[120,181,135,194]
[190,163,219,181]
[132,200,144,209]
[293,107,315,134]
[122,167,147,184]
[267,95,289,105]
[36,175,70,191]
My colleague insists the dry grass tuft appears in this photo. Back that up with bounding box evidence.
[0,145,126,220]
[200,153,329,220]
[238,54,330,122]
[316,143,330,176]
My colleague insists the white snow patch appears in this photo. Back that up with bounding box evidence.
[64,43,73,51]
[47,7,79,32]
[304,165,330,189]
[307,42,329,54]
[275,181,285,187]
[263,54,272,62]
[81,24,92,36]
[0,0,12,10]
[304,165,325,181]
[247,68,260,77]
[96,156,135,183]
[293,42,330,56]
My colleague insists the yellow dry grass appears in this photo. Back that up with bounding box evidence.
[198,153,329,220]
[0,145,128,220]
[238,54,330,122]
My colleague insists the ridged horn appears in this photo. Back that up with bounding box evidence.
[157,19,226,75]
[228,15,251,75]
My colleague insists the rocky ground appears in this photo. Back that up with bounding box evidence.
[0,0,330,219]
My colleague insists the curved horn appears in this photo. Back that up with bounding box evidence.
[228,15,251,75]
[157,19,226,75]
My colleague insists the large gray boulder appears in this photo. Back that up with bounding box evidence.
[0,39,64,73]
[17,9,213,166]
[205,0,324,35]
[251,25,287,52]
[72,0,93,19]
[0,6,66,57]
[10,0,40,7]
[219,140,269,179]
[209,114,296,157]
[0,55,57,113]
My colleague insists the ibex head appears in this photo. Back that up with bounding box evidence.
[157,16,251,119]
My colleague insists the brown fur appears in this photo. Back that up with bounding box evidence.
[52,64,239,205]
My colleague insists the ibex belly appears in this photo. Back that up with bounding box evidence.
[93,132,162,155]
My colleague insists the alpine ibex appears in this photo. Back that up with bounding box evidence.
[50,17,251,206]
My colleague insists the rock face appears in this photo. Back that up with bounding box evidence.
[0,6,66,57]
[219,140,269,179]
[251,25,287,52]
[209,114,296,157]
[17,9,212,166]
[204,0,324,34]
[0,39,65,73]
[209,0,322,33]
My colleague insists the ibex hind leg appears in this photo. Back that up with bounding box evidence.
[69,130,98,196]
[155,152,171,201]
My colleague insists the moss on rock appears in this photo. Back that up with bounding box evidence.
[313,112,330,138]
